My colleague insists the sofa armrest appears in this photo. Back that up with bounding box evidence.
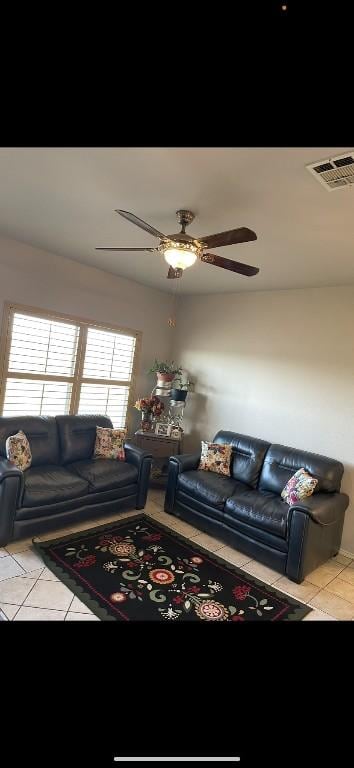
[124,441,152,510]
[169,453,201,474]
[0,457,24,503]
[0,458,23,484]
[124,441,152,469]
[164,453,201,514]
[289,492,349,526]
[0,459,24,547]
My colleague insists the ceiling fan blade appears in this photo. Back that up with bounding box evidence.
[167,266,183,279]
[95,247,157,252]
[199,227,257,249]
[201,253,259,277]
[115,209,167,240]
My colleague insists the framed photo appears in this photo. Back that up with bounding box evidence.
[155,423,171,437]
[170,427,182,439]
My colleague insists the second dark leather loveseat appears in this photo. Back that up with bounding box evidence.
[0,414,152,547]
[165,430,349,583]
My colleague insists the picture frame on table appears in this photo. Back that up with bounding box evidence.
[170,427,182,439]
[155,423,171,437]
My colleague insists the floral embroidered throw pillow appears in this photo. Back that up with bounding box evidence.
[94,426,127,461]
[281,467,318,505]
[6,430,32,471]
[198,441,232,477]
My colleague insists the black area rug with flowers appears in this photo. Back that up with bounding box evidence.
[33,514,311,621]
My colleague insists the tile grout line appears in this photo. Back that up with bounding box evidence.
[7,566,46,621]
[11,552,41,575]
[65,593,76,620]
[11,604,23,621]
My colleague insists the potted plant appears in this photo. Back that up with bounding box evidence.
[148,360,182,386]
[170,376,194,402]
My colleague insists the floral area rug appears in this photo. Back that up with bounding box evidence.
[33,514,311,621]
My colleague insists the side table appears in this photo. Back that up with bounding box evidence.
[133,430,183,488]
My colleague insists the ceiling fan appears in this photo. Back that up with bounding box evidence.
[96,209,259,279]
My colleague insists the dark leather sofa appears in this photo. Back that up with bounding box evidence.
[165,430,349,583]
[0,414,152,547]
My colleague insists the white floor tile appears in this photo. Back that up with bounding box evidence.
[333,553,353,566]
[337,565,354,587]
[309,589,354,620]
[0,556,26,582]
[273,576,321,603]
[38,567,59,582]
[12,548,45,574]
[217,546,252,568]
[242,560,283,585]
[0,575,38,605]
[306,560,347,588]
[69,595,93,614]
[23,580,74,611]
[190,533,225,552]
[14,606,66,621]
[0,602,20,619]
[302,607,337,621]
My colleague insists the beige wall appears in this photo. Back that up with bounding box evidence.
[173,286,354,554]
[0,237,174,432]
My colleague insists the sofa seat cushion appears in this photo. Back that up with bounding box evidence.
[177,470,242,509]
[22,465,89,508]
[224,489,290,539]
[16,484,138,521]
[68,458,138,493]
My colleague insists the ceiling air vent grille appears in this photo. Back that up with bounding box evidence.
[306,152,354,191]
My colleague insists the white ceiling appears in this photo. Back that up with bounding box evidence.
[0,147,353,295]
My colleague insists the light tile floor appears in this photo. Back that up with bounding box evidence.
[1,489,353,621]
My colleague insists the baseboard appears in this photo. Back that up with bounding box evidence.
[339,547,354,560]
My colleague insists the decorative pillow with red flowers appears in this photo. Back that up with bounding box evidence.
[281,467,318,505]
[198,441,232,476]
[93,426,127,461]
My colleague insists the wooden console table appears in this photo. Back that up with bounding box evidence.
[133,430,183,488]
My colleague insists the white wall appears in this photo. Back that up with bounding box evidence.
[173,286,354,554]
[0,237,174,432]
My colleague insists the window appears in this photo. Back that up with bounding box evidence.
[0,304,140,429]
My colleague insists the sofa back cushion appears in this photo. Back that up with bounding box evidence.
[259,443,344,495]
[213,431,271,489]
[56,414,113,464]
[0,416,59,467]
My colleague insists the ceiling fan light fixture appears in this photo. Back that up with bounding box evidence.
[162,242,199,270]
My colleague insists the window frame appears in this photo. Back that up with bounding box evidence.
[0,301,141,433]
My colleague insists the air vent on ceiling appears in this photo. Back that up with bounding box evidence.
[306,152,354,191]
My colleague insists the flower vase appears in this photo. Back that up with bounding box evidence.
[141,411,153,432]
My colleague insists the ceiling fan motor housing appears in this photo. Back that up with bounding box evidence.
[176,209,195,229]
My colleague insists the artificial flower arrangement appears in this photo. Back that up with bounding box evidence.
[134,395,165,417]
[134,396,165,430]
